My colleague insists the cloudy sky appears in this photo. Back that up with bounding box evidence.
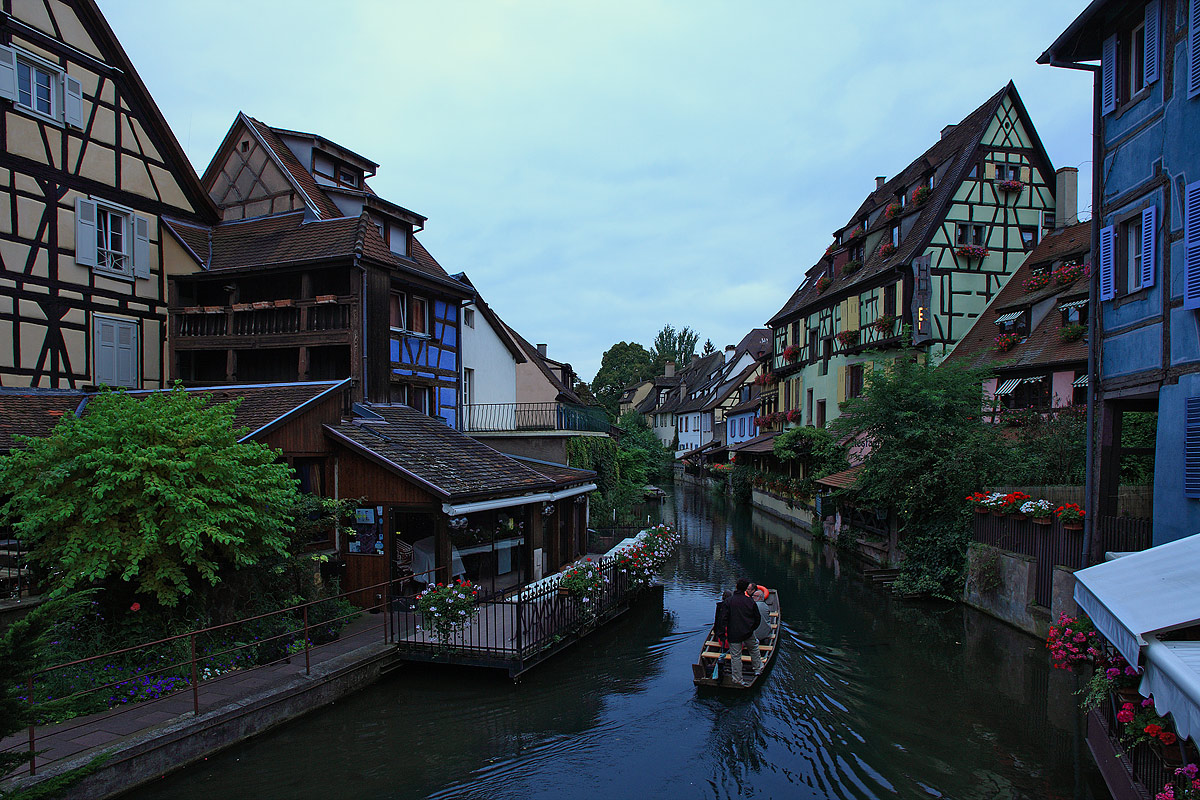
[104,1,1094,382]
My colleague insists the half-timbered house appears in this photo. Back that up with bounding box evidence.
[0,0,218,390]
[767,83,1058,427]
[166,114,470,420]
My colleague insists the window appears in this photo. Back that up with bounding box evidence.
[847,364,864,399]
[1011,376,1051,411]
[850,242,865,263]
[995,163,1020,182]
[462,367,474,407]
[1020,226,1039,251]
[93,315,138,388]
[396,383,434,415]
[1102,2,1161,113]
[807,328,818,359]
[815,400,826,429]
[336,167,358,187]
[389,291,405,331]
[1061,300,1089,326]
[807,388,814,425]
[890,225,900,247]
[463,308,475,329]
[883,282,897,317]
[1122,218,1143,293]
[17,58,52,116]
[409,296,428,335]
[75,198,149,279]
[0,46,83,127]
[956,223,986,246]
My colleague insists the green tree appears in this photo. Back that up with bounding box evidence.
[701,338,716,356]
[590,341,652,419]
[566,412,670,526]
[772,425,846,493]
[649,324,700,374]
[832,358,1013,597]
[0,387,301,607]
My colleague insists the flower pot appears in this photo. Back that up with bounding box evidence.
[1063,522,1083,530]
[990,509,1006,517]
[973,507,989,514]
[1031,517,1052,526]
[1011,513,1027,521]
[557,587,571,598]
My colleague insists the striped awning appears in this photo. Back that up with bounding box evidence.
[994,311,1024,325]
[995,379,1022,395]
[1073,374,1089,387]
[1060,299,1088,311]
[1024,374,1047,382]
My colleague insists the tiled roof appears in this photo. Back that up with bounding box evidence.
[325,405,555,499]
[1025,221,1090,267]
[729,431,777,454]
[246,117,344,219]
[0,392,85,450]
[502,323,584,404]
[511,458,597,486]
[768,84,1015,325]
[816,464,863,489]
[727,395,762,416]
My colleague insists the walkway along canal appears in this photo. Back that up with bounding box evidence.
[123,485,1111,800]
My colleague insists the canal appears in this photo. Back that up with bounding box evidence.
[126,484,1109,800]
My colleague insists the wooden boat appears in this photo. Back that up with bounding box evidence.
[692,589,780,689]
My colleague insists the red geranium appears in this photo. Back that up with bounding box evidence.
[1160,731,1177,746]
[130,602,141,612]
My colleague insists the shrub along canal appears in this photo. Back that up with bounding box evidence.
[124,485,1109,800]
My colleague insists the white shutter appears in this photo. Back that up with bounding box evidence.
[94,317,115,386]
[132,215,150,279]
[0,45,15,102]
[115,321,137,387]
[1144,0,1161,85]
[1186,181,1200,310]
[1141,205,1157,290]
[63,74,83,128]
[1099,225,1116,301]
[1191,0,1200,100]
[75,197,97,267]
[1102,34,1118,114]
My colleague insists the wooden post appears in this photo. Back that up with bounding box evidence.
[27,675,35,776]
[190,634,199,715]
[303,605,310,676]
[528,505,544,582]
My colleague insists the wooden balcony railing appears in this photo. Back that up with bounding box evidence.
[173,296,353,338]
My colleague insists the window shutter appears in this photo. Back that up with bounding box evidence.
[1102,33,1118,114]
[63,74,83,128]
[115,321,137,387]
[1019,165,1030,183]
[1187,397,1200,497]
[132,215,150,279]
[1186,181,1200,310]
[984,162,996,180]
[1141,205,1156,290]
[75,197,97,267]
[1191,0,1200,100]
[1144,0,1161,85]
[94,317,115,386]
[0,46,15,102]
[1100,225,1116,301]
[836,364,847,404]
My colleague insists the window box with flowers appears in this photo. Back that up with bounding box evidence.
[1022,498,1055,524]
[786,408,802,424]
[816,275,832,293]
[1022,272,1051,293]
[848,225,865,240]
[1060,323,1087,343]
[965,491,992,513]
[995,179,1025,194]
[558,557,609,614]
[885,202,903,220]
[836,329,860,349]
[910,185,932,205]
[873,313,896,335]
[843,259,862,275]
[783,344,801,363]
[994,332,1022,352]
[999,491,1031,517]
[1056,502,1085,529]
[878,242,897,259]
[1053,261,1088,285]
[956,244,989,260]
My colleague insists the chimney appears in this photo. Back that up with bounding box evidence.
[536,343,547,358]
[875,176,886,190]
[690,354,699,367]
[724,344,736,363]
[664,360,675,378]
[1055,167,1079,228]
[941,124,956,140]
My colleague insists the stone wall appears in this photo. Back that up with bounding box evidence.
[963,542,1078,638]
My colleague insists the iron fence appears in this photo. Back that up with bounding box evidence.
[461,402,610,433]
[971,513,1086,607]
[0,538,34,600]
[1096,689,1194,796]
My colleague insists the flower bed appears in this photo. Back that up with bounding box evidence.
[1054,261,1088,285]
[885,202,902,219]
[1056,502,1085,526]
[816,276,832,293]
[1023,272,1051,293]
[783,344,801,362]
[614,524,679,591]
[910,185,932,205]
[873,313,896,335]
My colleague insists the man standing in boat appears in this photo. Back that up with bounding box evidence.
[727,578,764,686]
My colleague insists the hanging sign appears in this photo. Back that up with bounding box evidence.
[911,253,932,345]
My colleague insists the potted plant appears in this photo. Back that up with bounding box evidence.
[786,408,802,424]
[1000,491,1031,517]
[885,202,902,219]
[1021,499,1055,524]
[558,558,608,611]
[966,491,991,514]
[816,275,832,293]
[783,344,802,362]
[843,259,863,275]
[873,313,896,335]
[982,491,1007,515]
[1045,612,1102,671]
[1053,261,1089,285]
[1056,502,1085,529]
[836,329,860,349]
[994,332,1022,352]
[910,185,932,205]
[995,179,1024,194]
[878,241,897,258]
[1060,323,1087,343]
[848,225,865,240]
[416,579,480,644]
[956,244,989,260]
[1022,272,1051,293]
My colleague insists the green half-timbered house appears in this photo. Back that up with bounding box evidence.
[766,82,1062,427]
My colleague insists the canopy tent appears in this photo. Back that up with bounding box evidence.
[1074,534,1200,740]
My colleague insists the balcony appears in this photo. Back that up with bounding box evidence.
[461,402,610,434]
[173,296,354,344]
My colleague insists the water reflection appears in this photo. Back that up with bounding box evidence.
[124,484,1108,800]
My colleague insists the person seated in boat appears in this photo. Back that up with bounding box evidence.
[713,590,733,650]
[750,586,772,643]
[727,578,763,686]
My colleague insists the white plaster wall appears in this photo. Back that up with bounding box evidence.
[461,304,517,426]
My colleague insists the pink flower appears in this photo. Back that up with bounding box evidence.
[1125,666,1140,676]
[1117,709,1135,723]
[130,602,141,612]
[1106,667,1121,679]
[1143,698,1155,708]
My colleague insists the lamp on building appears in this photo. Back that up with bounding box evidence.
[449,516,468,530]
[542,504,555,516]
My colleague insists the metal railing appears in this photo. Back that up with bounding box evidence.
[461,402,610,433]
[173,296,353,338]
[392,552,652,674]
[0,575,423,778]
[1096,689,1194,796]
[0,538,34,600]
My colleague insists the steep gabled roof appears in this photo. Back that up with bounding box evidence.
[769,83,1048,326]
[0,391,86,450]
[452,273,528,364]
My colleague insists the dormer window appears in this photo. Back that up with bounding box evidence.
[336,167,358,187]
[993,309,1029,337]
[1060,299,1088,326]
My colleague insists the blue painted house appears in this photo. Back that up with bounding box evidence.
[1042,0,1200,548]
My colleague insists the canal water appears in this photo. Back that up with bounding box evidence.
[126,485,1109,800]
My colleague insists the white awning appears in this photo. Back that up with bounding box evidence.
[995,379,1022,395]
[1141,639,1200,741]
[994,311,1024,325]
[1060,299,1087,311]
[441,483,597,517]
[1073,374,1089,387]
[1073,534,1200,667]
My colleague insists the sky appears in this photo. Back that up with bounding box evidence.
[102,1,1095,383]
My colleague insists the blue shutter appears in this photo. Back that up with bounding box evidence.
[1191,0,1200,100]
[1144,0,1161,85]
[1102,34,1118,114]
[1186,181,1200,310]
[1187,398,1200,497]
[1141,205,1156,290]
[1099,225,1116,301]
